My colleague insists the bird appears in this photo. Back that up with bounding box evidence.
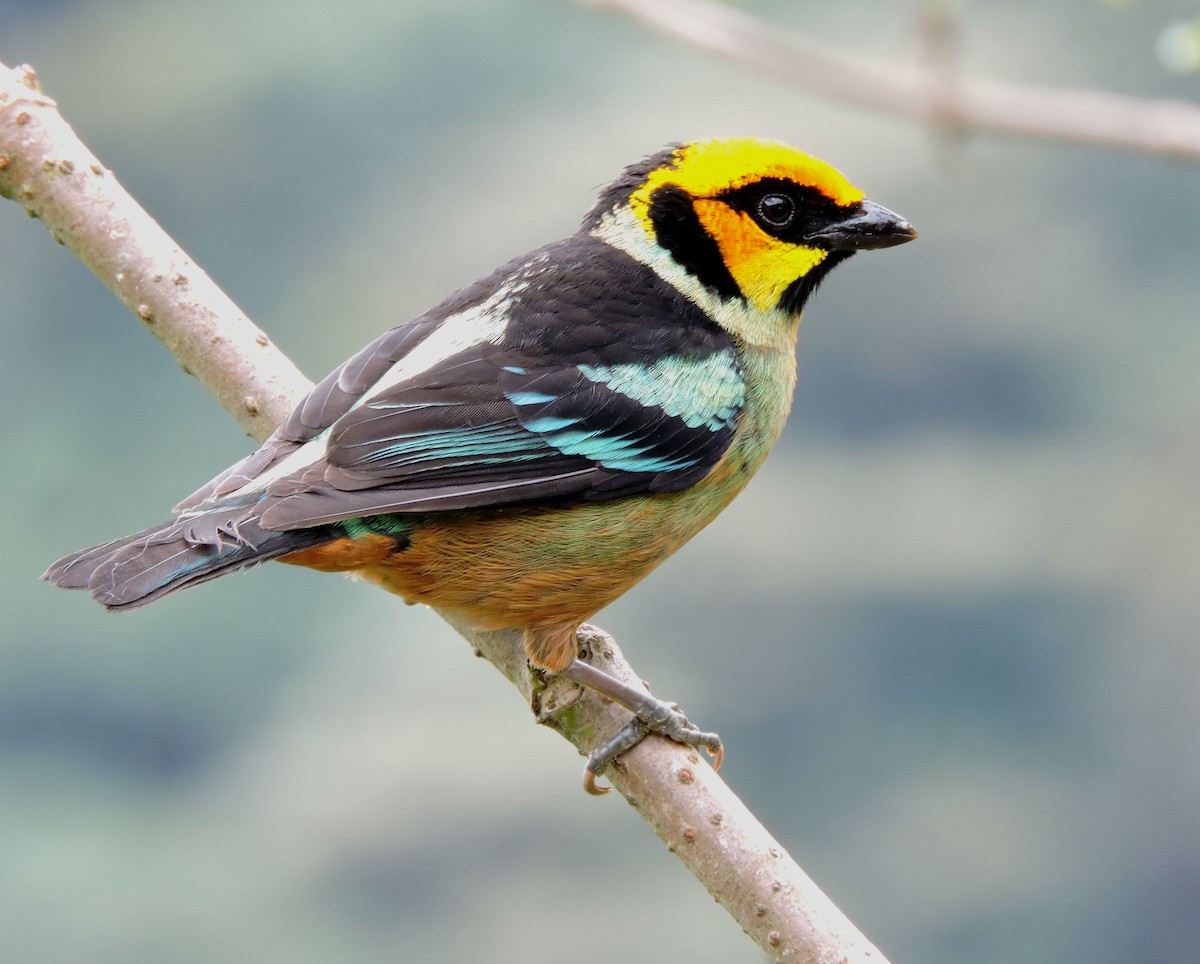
[44,137,916,791]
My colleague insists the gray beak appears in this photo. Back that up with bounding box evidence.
[806,199,918,251]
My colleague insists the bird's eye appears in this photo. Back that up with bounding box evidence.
[756,193,795,228]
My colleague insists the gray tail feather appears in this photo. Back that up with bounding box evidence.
[43,507,331,610]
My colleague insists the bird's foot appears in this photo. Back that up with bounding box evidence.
[563,625,722,795]
[582,710,722,795]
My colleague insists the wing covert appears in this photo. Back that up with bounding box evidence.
[255,336,744,528]
[184,235,748,530]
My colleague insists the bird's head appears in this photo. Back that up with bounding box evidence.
[587,137,916,322]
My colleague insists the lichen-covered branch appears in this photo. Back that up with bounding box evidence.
[584,0,1200,163]
[0,60,890,963]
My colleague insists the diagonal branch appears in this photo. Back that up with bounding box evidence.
[0,64,310,438]
[583,0,1200,162]
[0,61,889,963]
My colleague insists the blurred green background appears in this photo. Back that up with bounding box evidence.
[3,1,1199,961]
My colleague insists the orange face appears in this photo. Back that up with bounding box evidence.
[628,138,866,313]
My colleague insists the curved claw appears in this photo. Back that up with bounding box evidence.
[584,734,722,795]
[582,766,613,795]
[560,653,724,796]
[581,718,650,796]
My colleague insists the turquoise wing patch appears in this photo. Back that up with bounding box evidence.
[578,351,745,432]
[505,349,745,475]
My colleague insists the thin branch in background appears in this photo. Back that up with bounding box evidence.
[0,61,891,964]
[915,0,964,145]
[582,0,1200,163]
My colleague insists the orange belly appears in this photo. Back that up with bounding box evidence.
[275,435,764,673]
[278,495,702,633]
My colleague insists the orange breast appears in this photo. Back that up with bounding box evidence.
[272,400,778,674]
[276,487,726,636]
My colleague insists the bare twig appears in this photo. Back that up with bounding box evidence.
[0,64,309,438]
[583,0,1200,162]
[0,61,890,963]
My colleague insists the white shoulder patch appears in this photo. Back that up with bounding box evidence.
[216,287,515,502]
[351,286,512,405]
